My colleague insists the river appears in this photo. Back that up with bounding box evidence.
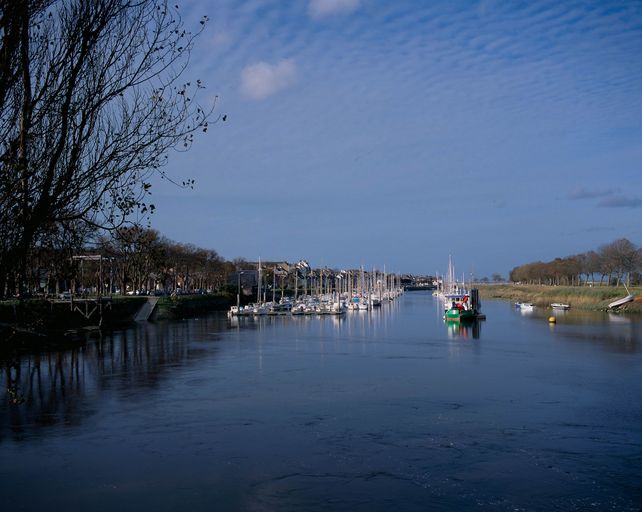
[1,292,641,511]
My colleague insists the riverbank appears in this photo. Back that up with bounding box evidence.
[476,284,642,313]
[0,297,144,350]
[0,293,239,348]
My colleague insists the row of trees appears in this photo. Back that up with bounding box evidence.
[6,224,235,297]
[509,239,642,286]
[0,0,213,298]
[97,226,231,295]
[7,222,405,299]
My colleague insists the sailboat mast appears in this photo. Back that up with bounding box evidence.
[257,257,261,303]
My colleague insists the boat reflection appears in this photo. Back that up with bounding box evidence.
[445,319,481,339]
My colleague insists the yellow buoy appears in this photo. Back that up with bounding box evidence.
[548,316,556,323]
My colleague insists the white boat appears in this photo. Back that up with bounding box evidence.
[516,302,534,310]
[608,283,634,309]
[608,294,634,309]
[291,304,306,315]
[551,303,571,310]
[330,301,347,314]
[253,305,268,315]
[349,295,369,310]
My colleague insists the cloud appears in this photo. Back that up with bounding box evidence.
[583,226,614,233]
[308,0,361,19]
[240,59,297,100]
[567,187,642,208]
[597,195,642,208]
[208,31,231,50]
[567,186,615,200]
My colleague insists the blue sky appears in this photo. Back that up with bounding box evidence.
[150,0,642,277]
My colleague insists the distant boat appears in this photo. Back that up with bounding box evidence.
[608,283,634,309]
[515,302,534,311]
[551,303,571,310]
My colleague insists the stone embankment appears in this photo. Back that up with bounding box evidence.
[0,293,237,346]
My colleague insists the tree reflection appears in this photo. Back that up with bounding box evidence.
[0,316,225,442]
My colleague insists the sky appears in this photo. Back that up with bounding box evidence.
[149,0,642,278]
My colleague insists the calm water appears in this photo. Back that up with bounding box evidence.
[1,292,641,511]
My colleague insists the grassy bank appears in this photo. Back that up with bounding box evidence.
[476,284,642,313]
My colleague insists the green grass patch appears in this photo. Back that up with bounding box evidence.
[476,284,642,313]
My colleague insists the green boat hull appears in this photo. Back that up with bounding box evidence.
[445,308,476,322]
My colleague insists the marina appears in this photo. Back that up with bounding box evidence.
[229,266,404,317]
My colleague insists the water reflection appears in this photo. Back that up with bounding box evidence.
[445,319,482,339]
[1,293,641,511]
[228,301,402,345]
[555,320,641,352]
[0,315,227,443]
[509,303,642,352]
[2,304,410,443]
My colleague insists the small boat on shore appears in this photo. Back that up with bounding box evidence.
[608,295,633,308]
[608,284,634,309]
[551,303,571,310]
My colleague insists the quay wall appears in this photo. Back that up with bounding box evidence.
[0,294,238,346]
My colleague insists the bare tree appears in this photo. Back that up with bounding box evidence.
[0,0,216,296]
[510,240,639,286]
[101,225,163,293]
[584,250,602,285]
[599,238,639,286]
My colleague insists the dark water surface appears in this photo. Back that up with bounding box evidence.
[1,292,641,511]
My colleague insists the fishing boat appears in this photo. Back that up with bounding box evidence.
[441,257,484,322]
[515,302,534,311]
[551,303,571,310]
[444,297,476,322]
[444,289,483,322]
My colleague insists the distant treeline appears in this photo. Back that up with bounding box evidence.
[6,223,318,298]
[3,225,234,298]
[4,224,387,298]
[509,238,641,286]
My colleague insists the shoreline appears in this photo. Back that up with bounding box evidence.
[476,284,642,314]
[0,294,238,348]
